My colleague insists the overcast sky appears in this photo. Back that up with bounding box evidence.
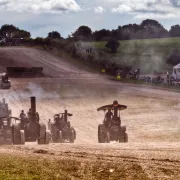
[0,0,180,38]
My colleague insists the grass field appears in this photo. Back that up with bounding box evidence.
[0,152,149,180]
[92,37,180,74]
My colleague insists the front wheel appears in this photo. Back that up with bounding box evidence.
[124,133,128,142]
[98,124,106,143]
[119,132,128,143]
[45,130,51,144]
[57,130,63,143]
[106,131,110,143]
[38,123,46,145]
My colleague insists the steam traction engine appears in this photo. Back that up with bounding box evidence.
[48,110,76,143]
[11,97,50,145]
[98,100,128,143]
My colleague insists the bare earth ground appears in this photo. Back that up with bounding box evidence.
[0,47,180,179]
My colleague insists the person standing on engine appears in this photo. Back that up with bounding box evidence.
[27,108,32,119]
[54,114,61,127]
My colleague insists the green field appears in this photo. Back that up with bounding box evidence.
[92,37,180,74]
[0,152,149,180]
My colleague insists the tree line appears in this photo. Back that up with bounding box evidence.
[0,24,62,40]
[70,19,180,41]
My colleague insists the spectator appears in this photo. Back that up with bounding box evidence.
[167,71,170,86]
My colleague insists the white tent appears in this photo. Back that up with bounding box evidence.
[172,63,180,80]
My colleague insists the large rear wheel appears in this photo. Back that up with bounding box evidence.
[74,129,76,140]
[38,123,46,145]
[0,135,4,145]
[20,130,25,145]
[124,133,128,142]
[12,123,23,145]
[119,131,128,143]
[69,129,75,143]
[2,128,13,145]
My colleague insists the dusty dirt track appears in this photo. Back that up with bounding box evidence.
[1,47,180,179]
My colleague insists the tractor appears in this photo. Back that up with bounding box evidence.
[97,100,128,143]
[11,97,50,145]
[0,72,11,89]
[0,98,12,144]
[48,110,76,143]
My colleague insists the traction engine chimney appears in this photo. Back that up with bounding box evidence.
[31,96,36,121]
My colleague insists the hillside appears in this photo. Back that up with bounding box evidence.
[0,47,96,76]
[91,37,180,74]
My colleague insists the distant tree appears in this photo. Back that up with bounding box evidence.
[111,29,118,39]
[140,19,168,38]
[141,19,163,29]
[72,26,92,40]
[0,24,18,37]
[13,30,31,38]
[47,31,61,39]
[169,25,180,37]
[34,37,44,45]
[93,29,111,41]
[116,26,124,40]
[106,39,120,53]
[44,38,52,46]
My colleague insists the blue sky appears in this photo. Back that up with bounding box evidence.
[0,0,180,38]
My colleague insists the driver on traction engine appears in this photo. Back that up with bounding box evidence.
[54,114,60,123]
[20,110,26,119]
[104,109,113,128]
[112,100,121,126]
[55,114,64,130]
